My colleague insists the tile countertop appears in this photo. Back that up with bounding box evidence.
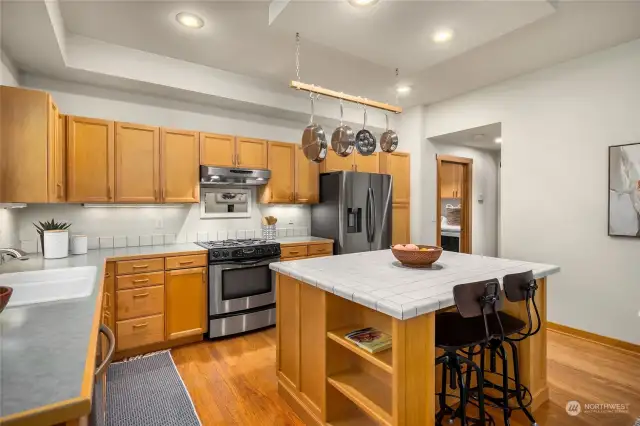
[270,250,560,320]
[0,243,205,423]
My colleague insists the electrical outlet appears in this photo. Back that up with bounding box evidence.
[288,219,294,225]
[155,218,163,229]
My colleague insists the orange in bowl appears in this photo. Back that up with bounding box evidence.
[390,245,443,268]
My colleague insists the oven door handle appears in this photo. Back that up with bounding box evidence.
[217,257,279,268]
[96,324,115,377]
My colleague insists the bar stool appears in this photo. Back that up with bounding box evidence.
[469,270,541,426]
[435,278,505,426]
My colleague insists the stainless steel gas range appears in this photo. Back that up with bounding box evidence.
[196,238,281,339]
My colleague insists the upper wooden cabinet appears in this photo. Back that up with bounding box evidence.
[354,152,379,173]
[236,137,267,169]
[200,132,235,167]
[380,152,410,204]
[0,86,63,203]
[52,112,67,202]
[260,141,295,203]
[165,267,207,340]
[161,128,200,203]
[295,145,319,204]
[67,116,115,203]
[320,148,354,173]
[440,161,464,199]
[115,123,160,203]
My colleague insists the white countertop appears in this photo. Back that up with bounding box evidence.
[270,250,560,320]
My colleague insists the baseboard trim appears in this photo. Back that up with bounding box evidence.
[548,322,640,355]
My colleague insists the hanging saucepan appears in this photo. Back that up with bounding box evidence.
[355,107,376,156]
[380,113,399,153]
[331,100,355,157]
[302,94,327,163]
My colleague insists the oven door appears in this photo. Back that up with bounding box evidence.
[209,257,277,315]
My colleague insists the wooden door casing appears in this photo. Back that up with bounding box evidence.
[161,128,199,203]
[165,267,207,340]
[200,132,235,167]
[67,116,115,203]
[295,145,319,204]
[236,137,267,169]
[115,122,160,203]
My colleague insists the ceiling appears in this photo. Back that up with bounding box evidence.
[2,0,640,124]
[429,123,502,152]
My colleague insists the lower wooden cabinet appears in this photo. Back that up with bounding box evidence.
[116,314,165,351]
[165,267,207,340]
[280,242,333,261]
[392,203,411,246]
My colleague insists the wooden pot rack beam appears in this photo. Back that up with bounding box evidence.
[290,81,403,114]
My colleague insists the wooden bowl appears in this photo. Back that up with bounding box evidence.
[0,286,13,314]
[390,245,443,268]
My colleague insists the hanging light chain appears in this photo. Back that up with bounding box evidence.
[395,67,400,105]
[295,32,301,82]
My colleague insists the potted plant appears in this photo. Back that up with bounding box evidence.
[34,219,71,257]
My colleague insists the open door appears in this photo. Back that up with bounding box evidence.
[436,155,473,253]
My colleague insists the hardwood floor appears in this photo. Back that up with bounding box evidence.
[172,328,640,426]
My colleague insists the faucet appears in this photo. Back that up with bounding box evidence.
[0,248,29,265]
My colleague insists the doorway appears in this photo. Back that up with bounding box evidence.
[436,155,473,253]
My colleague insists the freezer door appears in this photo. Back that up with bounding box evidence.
[370,173,393,251]
[340,172,371,254]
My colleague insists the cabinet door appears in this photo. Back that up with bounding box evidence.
[261,141,295,203]
[392,203,411,246]
[161,128,199,203]
[320,148,354,173]
[354,152,379,173]
[295,145,319,204]
[380,152,410,204]
[165,267,207,340]
[67,116,115,203]
[454,163,464,199]
[115,122,160,203]
[48,102,66,202]
[439,162,455,199]
[200,132,235,167]
[236,137,267,169]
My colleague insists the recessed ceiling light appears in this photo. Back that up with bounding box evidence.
[176,12,204,29]
[396,86,411,95]
[433,29,454,43]
[348,0,380,7]
[495,137,503,144]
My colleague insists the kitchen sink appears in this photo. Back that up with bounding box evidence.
[0,266,97,308]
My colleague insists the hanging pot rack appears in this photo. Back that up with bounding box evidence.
[290,81,402,114]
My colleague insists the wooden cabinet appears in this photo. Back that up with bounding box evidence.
[295,145,319,204]
[280,241,333,260]
[103,263,115,334]
[161,128,200,203]
[440,162,463,199]
[165,267,207,340]
[320,148,355,173]
[261,141,296,203]
[200,132,235,167]
[354,152,379,173]
[236,137,267,169]
[115,122,160,203]
[51,111,67,202]
[0,86,63,203]
[380,152,410,204]
[392,203,411,246]
[67,116,115,203]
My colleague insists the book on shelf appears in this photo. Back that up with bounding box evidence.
[344,327,392,354]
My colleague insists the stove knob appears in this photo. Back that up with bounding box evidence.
[223,251,229,257]
[212,251,220,258]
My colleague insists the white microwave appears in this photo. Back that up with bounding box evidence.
[200,187,252,219]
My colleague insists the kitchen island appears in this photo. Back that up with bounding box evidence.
[270,250,560,426]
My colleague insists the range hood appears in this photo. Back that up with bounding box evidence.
[200,166,270,186]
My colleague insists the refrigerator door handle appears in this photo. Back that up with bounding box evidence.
[370,187,376,243]
[365,187,372,243]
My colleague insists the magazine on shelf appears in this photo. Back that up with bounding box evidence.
[344,327,392,354]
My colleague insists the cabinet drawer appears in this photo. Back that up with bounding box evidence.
[281,245,308,259]
[116,314,164,351]
[116,258,164,275]
[308,243,333,256]
[165,254,207,270]
[116,285,164,320]
[117,271,165,290]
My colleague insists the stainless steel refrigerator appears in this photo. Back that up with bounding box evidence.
[311,171,392,255]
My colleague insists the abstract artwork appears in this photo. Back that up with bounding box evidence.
[609,143,640,237]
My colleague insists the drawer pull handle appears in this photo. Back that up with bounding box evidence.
[289,251,300,255]
[133,278,150,284]
[132,264,149,269]
[132,323,148,328]
[179,260,194,265]
[133,292,150,298]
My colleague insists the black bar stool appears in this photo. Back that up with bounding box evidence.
[435,279,506,426]
[468,270,541,426]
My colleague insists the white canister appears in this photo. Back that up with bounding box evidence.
[43,230,69,259]
[71,235,88,255]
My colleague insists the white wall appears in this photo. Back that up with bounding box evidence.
[424,38,640,344]
[14,76,312,253]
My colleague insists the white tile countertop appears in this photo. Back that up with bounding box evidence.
[270,250,560,320]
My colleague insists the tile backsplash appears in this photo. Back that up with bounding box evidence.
[16,197,311,253]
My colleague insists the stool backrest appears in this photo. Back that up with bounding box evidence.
[502,270,541,339]
[453,278,504,318]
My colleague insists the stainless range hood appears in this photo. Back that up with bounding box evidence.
[200,166,270,186]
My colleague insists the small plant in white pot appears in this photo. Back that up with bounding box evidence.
[34,219,71,258]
